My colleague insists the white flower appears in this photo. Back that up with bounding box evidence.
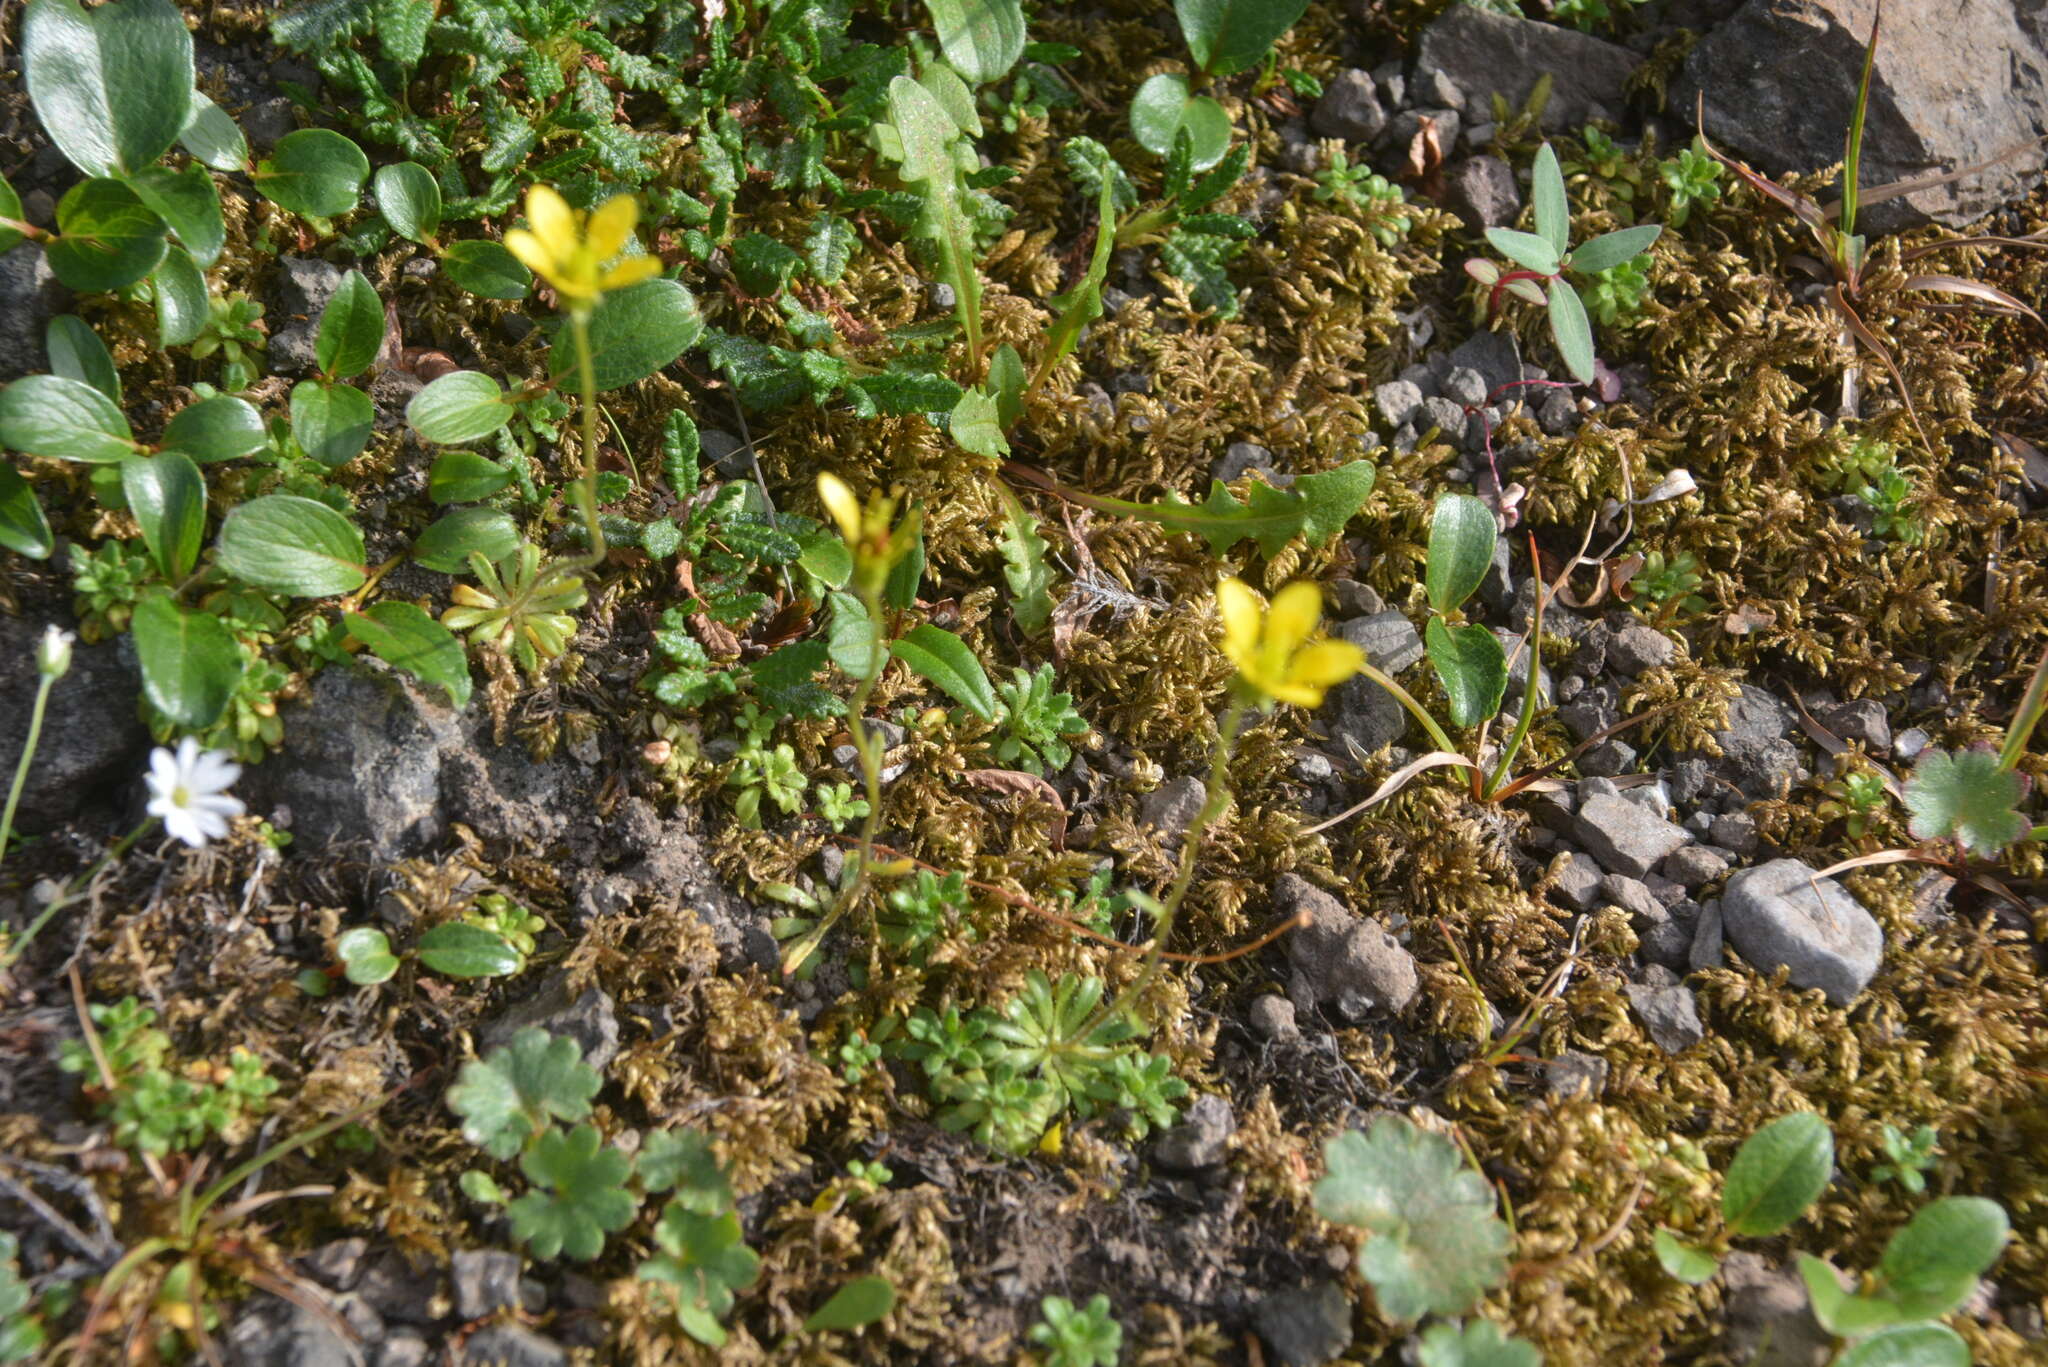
[36,625,74,679]
[144,738,245,848]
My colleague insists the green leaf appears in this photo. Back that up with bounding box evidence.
[1175,0,1311,77]
[1426,492,1497,615]
[731,232,802,297]
[22,0,194,179]
[805,214,855,285]
[131,593,242,729]
[216,494,366,597]
[826,591,880,681]
[1903,749,2029,856]
[1834,1324,1969,1367]
[129,164,224,267]
[636,1129,730,1209]
[508,1124,639,1261]
[1482,227,1559,277]
[1130,74,1231,172]
[1569,224,1661,276]
[336,926,399,986]
[926,0,1026,83]
[179,92,247,173]
[948,387,1008,459]
[988,343,1026,431]
[887,75,983,366]
[161,394,265,463]
[891,623,998,721]
[640,1204,761,1346]
[0,173,20,255]
[1653,1229,1719,1285]
[1426,618,1507,729]
[1416,1319,1541,1367]
[1547,279,1596,385]
[46,177,167,292]
[1877,1196,2008,1318]
[804,1275,897,1332]
[446,1028,601,1160]
[1067,460,1375,558]
[553,279,702,392]
[46,316,120,403]
[440,239,532,299]
[883,513,926,611]
[996,486,1052,634]
[0,465,54,559]
[428,450,514,504]
[151,245,209,348]
[1722,1112,1833,1238]
[0,373,136,462]
[290,380,374,468]
[416,920,519,976]
[374,161,441,244]
[413,508,520,574]
[408,371,513,445]
[123,452,205,580]
[660,411,701,500]
[1531,142,1569,256]
[346,602,473,708]
[1313,1115,1512,1321]
[254,128,370,218]
[1800,1255,1905,1338]
[317,270,384,380]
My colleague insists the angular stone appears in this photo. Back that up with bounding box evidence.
[451,1249,526,1320]
[1550,851,1604,911]
[1141,776,1207,840]
[458,1325,569,1367]
[1310,69,1386,143]
[1254,1280,1354,1367]
[1335,611,1423,675]
[1710,811,1760,857]
[480,971,620,1073]
[1626,971,1705,1053]
[1605,621,1676,675]
[1721,859,1884,1005]
[1544,1050,1608,1099]
[1324,674,1408,757]
[1573,793,1691,878]
[1153,1093,1234,1171]
[1444,154,1521,230]
[1449,330,1522,400]
[1721,1251,1835,1367]
[1820,698,1892,754]
[1213,441,1275,482]
[1676,0,2048,231]
[1373,378,1426,428]
[268,257,348,376]
[0,244,66,381]
[1663,844,1732,889]
[1276,874,1419,1021]
[1248,993,1299,1041]
[1415,5,1637,133]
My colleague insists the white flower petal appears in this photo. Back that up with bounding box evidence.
[162,807,206,848]
[176,736,203,772]
[148,746,181,793]
[187,750,241,795]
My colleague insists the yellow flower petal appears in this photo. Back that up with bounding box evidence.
[817,473,862,545]
[587,193,639,262]
[524,184,577,261]
[1216,578,1262,667]
[599,255,663,291]
[1268,679,1326,707]
[502,228,555,282]
[1265,581,1325,655]
[1291,639,1365,687]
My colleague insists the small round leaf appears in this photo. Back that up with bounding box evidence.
[254,128,370,219]
[374,162,442,244]
[290,379,375,468]
[407,371,513,445]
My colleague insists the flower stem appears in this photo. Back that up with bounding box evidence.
[1,818,153,970]
[559,307,606,575]
[0,674,54,879]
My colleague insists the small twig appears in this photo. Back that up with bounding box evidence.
[0,1159,119,1264]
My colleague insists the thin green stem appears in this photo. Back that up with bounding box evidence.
[2,819,153,970]
[1354,661,1459,755]
[559,307,606,575]
[0,674,55,877]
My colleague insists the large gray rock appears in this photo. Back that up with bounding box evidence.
[1677,0,2048,230]
[1277,874,1418,1021]
[1709,683,1804,799]
[1334,611,1422,674]
[268,256,348,376]
[1721,858,1884,1005]
[0,244,67,382]
[457,1325,568,1367]
[1414,5,1638,134]
[0,615,148,830]
[1311,68,1386,143]
[1324,673,1408,757]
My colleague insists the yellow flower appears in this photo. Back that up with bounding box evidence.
[1217,577,1363,708]
[818,472,921,595]
[502,185,662,310]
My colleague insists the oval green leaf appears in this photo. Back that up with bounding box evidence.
[46,176,167,292]
[161,394,266,462]
[1878,1196,2008,1317]
[0,172,22,255]
[1482,227,1560,277]
[1129,73,1231,171]
[551,278,702,392]
[22,0,194,179]
[254,128,370,219]
[336,926,399,985]
[317,270,384,381]
[179,91,247,173]
[290,379,374,468]
[1834,1324,1969,1367]
[1547,279,1596,386]
[1176,0,1311,77]
[374,162,441,245]
[46,315,121,403]
[0,464,55,559]
[440,239,532,299]
[802,1275,897,1332]
[1425,617,1507,729]
[889,623,997,720]
[1532,142,1569,256]
[217,493,366,597]
[0,372,136,462]
[1722,1112,1833,1238]
[428,450,514,504]
[1425,492,1496,616]
[1653,1229,1719,1286]
[131,592,242,730]
[122,451,206,581]
[345,601,473,708]
[152,244,209,348]
[129,164,225,266]
[413,507,521,574]
[416,921,522,978]
[408,371,513,445]
[1569,223,1662,277]
[926,0,1025,84]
